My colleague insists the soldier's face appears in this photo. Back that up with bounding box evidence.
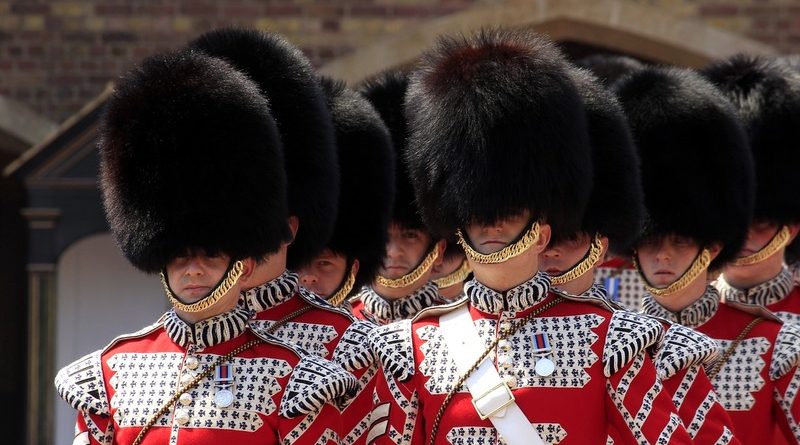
[737,221,782,259]
[431,251,465,279]
[297,249,349,298]
[166,250,232,302]
[636,234,700,287]
[380,223,432,279]
[464,210,531,255]
[539,232,593,277]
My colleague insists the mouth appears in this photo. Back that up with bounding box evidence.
[546,268,562,275]
[654,270,674,276]
[738,248,756,257]
[481,240,506,246]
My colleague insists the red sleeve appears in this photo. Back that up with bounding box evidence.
[663,366,740,444]
[605,351,693,444]
[773,367,800,442]
[278,402,347,444]
[73,410,114,445]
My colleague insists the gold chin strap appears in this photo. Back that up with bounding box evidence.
[433,259,473,289]
[375,246,440,289]
[456,221,540,265]
[732,225,791,267]
[550,234,604,286]
[160,260,245,313]
[327,264,357,306]
[635,248,711,297]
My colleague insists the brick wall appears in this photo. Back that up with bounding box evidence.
[0,0,797,124]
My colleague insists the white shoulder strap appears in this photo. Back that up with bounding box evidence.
[439,305,545,445]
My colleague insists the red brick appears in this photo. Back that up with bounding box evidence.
[95,4,133,15]
[264,5,302,15]
[698,4,739,16]
[321,18,340,31]
[10,3,50,14]
[350,5,388,16]
[102,31,136,43]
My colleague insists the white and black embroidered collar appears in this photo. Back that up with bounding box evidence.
[164,304,251,349]
[642,286,719,328]
[466,272,551,315]
[716,266,793,307]
[243,271,299,313]
[359,282,439,324]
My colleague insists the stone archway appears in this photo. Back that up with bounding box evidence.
[319,0,775,83]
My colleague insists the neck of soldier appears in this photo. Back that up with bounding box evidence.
[176,286,242,325]
[650,268,709,313]
[470,246,541,293]
[438,282,464,299]
[721,247,786,289]
[551,264,596,296]
[372,273,429,300]
[243,247,289,291]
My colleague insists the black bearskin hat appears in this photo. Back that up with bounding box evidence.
[100,50,289,273]
[615,67,755,268]
[189,28,339,269]
[319,77,396,289]
[404,28,593,239]
[359,69,427,232]
[702,55,800,226]
[562,67,644,255]
[575,53,646,87]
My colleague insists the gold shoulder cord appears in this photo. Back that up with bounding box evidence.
[132,303,316,445]
[160,260,245,313]
[634,248,711,297]
[427,296,564,445]
[732,225,791,267]
[374,246,440,289]
[706,317,763,380]
[327,264,358,306]
[456,222,540,264]
[433,259,473,289]
[550,234,604,286]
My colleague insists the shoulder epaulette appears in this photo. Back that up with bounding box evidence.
[410,296,468,323]
[653,322,720,380]
[332,320,377,372]
[770,321,800,380]
[279,354,359,418]
[603,310,664,377]
[54,350,109,417]
[297,287,357,320]
[368,319,415,381]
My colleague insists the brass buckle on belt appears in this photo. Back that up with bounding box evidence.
[471,382,515,420]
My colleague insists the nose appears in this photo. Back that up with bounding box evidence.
[184,258,205,276]
[299,271,317,286]
[654,245,671,262]
[541,248,560,259]
[385,240,402,258]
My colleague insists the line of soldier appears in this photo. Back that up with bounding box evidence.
[54,25,800,445]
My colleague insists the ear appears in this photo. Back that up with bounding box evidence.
[532,223,552,254]
[284,216,300,246]
[707,242,723,261]
[434,239,447,267]
[788,223,800,243]
[351,258,360,276]
[237,257,258,286]
[599,236,610,264]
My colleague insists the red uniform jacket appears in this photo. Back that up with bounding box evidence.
[367,274,692,445]
[245,272,377,445]
[644,287,800,444]
[716,266,800,324]
[55,305,356,445]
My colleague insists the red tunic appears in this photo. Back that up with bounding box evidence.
[245,272,377,445]
[716,267,800,324]
[55,305,356,445]
[645,288,800,444]
[367,275,692,445]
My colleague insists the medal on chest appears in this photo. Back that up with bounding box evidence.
[214,363,235,408]
[532,332,555,377]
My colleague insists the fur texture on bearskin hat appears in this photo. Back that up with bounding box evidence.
[319,76,395,289]
[189,27,339,269]
[575,53,646,88]
[615,66,755,268]
[565,67,644,255]
[100,50,290,273]
[703,55,800,226]
[403,28,593,239]
[358,69,427,232]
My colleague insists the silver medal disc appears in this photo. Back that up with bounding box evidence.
[215,389,234,408]
[535,358,555,377]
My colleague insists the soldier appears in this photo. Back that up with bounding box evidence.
[189,28,382,445]
[702,56,800,325]
[296,77,395,308]
[367,29,692,444]
[431,241,471,302]
[617,65,800,444]
[350,70,447,324]
[53,50,356,445]
[540,66,739,444]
